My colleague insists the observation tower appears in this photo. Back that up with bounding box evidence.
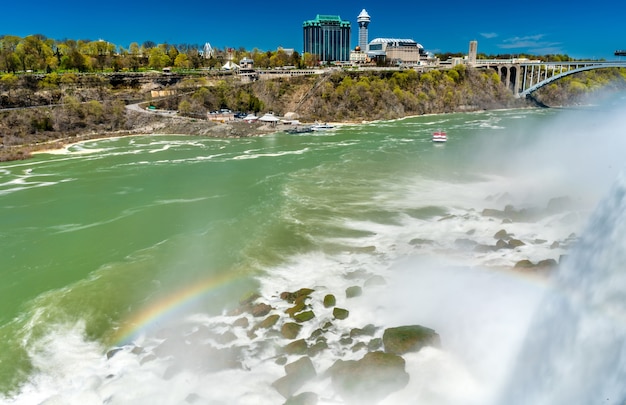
[357,9,371,52]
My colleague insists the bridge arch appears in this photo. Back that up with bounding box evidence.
[516,62,626,98]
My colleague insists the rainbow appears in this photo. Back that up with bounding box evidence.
[111,271,245,346]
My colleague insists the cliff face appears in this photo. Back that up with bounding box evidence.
[248,67,526,122]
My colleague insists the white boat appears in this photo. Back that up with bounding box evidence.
[311,122,335,131]
[432,130,447,142]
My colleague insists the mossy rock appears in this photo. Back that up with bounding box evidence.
[328,351,409,404]
[285,302,306,317]
[345,286,362,298]
[323,294,336,308]
[285,301,307,317]
[293,310,315,323]
[383,325,441,355]
[281,322,303,339]
[257,314,280,329]
[284,339,308,355]
[333,307,349,320]
[351,324,377,337]
[307,340,328,357]
[368,337,383,351]
[281,288,315,304]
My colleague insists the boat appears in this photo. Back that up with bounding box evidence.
[432,130,447,142]
[285,125,313,134]
[311,122,335,131]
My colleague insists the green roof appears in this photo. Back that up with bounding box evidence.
[303,14,351,27]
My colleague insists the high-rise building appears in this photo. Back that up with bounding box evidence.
[303,15,351,62]
[357,9,371,52]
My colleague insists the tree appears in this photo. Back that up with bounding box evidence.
[17,35,53,71]
[174,53,190,69]
[0,35,22,73]
[148,47,170,69]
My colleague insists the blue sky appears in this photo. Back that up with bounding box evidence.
[3,0,624,60]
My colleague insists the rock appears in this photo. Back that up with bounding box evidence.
[106,348,123,359]
[409,237,434,245]
[280,288,314,303]
[257,314,280,329]
[382,325,440,355]
[514,259,535,269]
[482,208,505,218]
[536,258,558,270]
[328,351,409,404]
[507,238,525,248]
[333,307,349,320]
[308,341,328,356]
[364,275,386,287]
[494,229,510,240]
[368,338,383,351]
[350,324,377,337]
[251,302,272,317]
[281,322,303,339]
[495,239,511,250]
[284,392,318,405]
[272,356,317,398]
[293,310,315,323]
[284,339,308,355]
[346,286,362,298]
[285,301,307,317]
[344,270,371,280]
[323,294,336,307]
[352,342,368,352]
[233,317,249,328]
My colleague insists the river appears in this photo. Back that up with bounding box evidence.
[1,103,625,404]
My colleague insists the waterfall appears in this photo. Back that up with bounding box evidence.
[498,172,626,405]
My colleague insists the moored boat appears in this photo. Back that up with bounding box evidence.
[311,122,335,131]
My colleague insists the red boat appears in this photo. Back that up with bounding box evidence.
[432,131,447,142]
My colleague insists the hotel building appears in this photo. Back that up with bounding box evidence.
[302,14,351,63]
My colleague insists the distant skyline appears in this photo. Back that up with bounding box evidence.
[3,0,624,60]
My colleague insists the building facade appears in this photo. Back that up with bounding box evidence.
[303,15,351,63]
[367,38,428,65]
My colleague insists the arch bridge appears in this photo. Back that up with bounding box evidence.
[474,60,626,98]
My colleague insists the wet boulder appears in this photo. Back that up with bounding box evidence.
[272,356,317,398]
[328,351,409,404]
[382,325,440,355]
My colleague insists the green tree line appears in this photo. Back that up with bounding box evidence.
[0,34,309,73]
